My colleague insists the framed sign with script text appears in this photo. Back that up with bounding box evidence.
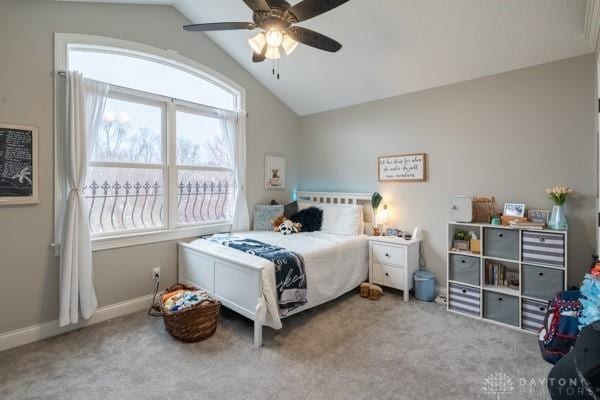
[0,123,38,205]
[378,153,427,182]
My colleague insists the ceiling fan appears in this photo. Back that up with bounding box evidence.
[183,0,349,76]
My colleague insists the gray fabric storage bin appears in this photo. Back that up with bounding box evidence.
[449,254,480,286]
[522,298,548,332]
[483,228,519,260]
[448,283,480,316]
[522,231,565,267]
[522,264,564,301]
[483,291,519,326]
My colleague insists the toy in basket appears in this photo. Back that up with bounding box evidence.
[149,283,220,342]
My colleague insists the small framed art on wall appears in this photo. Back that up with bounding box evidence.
[0,123,39,205]
[265,155,286,190]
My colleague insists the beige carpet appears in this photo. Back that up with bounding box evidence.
[0,290,550,400]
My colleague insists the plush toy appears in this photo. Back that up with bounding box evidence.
[272,215,287,231]
[279,219,302,235]
[290,207,323,232]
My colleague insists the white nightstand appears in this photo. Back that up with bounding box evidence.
[368,236,420,302]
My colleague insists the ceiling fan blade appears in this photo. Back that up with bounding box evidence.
[266,0,291,10]
[287,26,342,52]
[243,0,271,12]
[287,0,350,22]
[183,22,255,32]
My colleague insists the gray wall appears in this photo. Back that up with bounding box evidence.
[0,0,299,334]
[299,54,597,288]
[0,0,596,338]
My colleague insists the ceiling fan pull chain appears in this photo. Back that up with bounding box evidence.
[277,58,280,80]
[272,58,275,76]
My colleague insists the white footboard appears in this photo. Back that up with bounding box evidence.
[178,242,265,347]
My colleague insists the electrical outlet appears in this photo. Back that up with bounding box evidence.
[152,267,160,281]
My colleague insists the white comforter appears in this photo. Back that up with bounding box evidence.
[189,231,368,329]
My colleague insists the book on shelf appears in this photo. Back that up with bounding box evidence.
[508,220,545,229]
[485,260,519,289]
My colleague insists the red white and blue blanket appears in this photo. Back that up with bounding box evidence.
[207,234,307,316]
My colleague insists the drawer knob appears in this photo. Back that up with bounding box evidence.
[539,238,546,243]
[461,259,466,263]
[385,253,390,257]
[538,272,544,277]
[498,233,504,238]
[539,307,546,312]
[462,289,467,294]
[385,272,390,277]
[498,297,503,301]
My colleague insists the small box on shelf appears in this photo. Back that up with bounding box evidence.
[470,239,481,254]
[452,240,470,252]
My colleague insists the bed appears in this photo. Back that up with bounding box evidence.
[177,191,373,347]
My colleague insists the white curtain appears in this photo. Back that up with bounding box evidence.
[59,72,108,327]
[221,109,249,232]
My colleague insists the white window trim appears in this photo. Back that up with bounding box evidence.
[53,33,246,253]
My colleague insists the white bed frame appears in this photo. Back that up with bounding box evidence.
[178,191,372,347]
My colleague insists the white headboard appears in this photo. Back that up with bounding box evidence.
[296,191,374,227]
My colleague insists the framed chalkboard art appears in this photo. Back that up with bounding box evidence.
[0,123,38,205]
[378,153,427,182]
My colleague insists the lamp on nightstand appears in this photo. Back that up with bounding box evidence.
[374,204,389,236]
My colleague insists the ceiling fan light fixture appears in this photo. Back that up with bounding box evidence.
[248,32,266,54]
[265,46,281,60]
[265,28,284,48]
[281,34,298,55]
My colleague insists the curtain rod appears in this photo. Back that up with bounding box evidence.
[55,70,248,117]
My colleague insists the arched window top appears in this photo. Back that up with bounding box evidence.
[66,43,239,111]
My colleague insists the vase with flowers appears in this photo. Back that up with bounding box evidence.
[546,186,572,230]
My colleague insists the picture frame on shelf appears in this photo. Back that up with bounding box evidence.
[386,228,399,237]
[503,202,526,218]
[528,209,550,225]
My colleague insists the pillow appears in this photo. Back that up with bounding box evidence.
[298,201,364,235]
[290,207,323,232]
[284,201,298,218]
[253,204,284,231]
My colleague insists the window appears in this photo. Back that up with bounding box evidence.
[86,94,166,234]
[68,49,236,111]
[55,34,245,248]
[175,109,234,226]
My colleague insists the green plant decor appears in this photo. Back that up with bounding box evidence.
[546,186,572,206]
[454,230,469,241]
[371,192,383,212]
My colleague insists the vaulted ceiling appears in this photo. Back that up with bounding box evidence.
[57,1,596,115]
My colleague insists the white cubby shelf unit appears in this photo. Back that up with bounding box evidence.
[446,221,568,334]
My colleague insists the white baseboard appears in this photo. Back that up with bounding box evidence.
[437,285,447,297]
[0,294,154,353]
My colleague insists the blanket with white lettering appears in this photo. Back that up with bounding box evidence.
[206,234,307,317]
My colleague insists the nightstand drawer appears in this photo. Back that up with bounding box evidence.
[371,243,405,266]
[372,262,404,289]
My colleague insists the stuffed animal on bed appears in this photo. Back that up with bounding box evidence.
[278,219,302,235]
[272,214,287,231]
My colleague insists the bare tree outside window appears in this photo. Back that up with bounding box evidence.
[85,100,234,234]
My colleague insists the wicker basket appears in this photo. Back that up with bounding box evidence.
[157,284,220,342]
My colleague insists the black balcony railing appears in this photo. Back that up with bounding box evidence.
[83,179,233,234]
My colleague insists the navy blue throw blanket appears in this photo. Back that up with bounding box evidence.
[207,235,307,316]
